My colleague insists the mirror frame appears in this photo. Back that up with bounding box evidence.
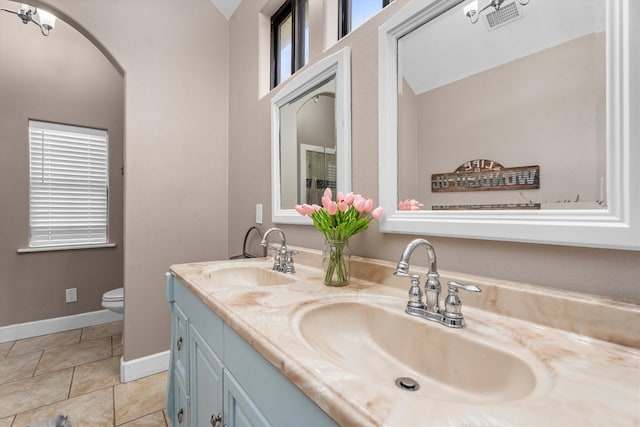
[378,0,639,250]
[271,48,351,224]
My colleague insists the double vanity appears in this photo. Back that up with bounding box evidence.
[166,247,640,426]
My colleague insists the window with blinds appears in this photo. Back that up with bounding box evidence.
[29,120,109,248]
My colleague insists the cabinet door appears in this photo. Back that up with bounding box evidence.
[224,370,271,427]
[190,324,224,427]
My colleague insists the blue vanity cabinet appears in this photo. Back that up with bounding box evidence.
[166,273,339,427]
[167,273,226,427]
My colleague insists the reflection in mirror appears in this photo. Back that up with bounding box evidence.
[280,79,336,209]
[398,0,605,211]
[378,0,639,249]
[272,48,351,224]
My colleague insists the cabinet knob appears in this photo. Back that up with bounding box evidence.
[211,413,222,426]
[177,409,184,423]
[177,337,183,351]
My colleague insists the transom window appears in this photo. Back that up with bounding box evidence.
[339,0,392,38]
[28,120,109,248]
[271,0,309,88]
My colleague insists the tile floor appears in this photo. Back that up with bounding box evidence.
[0,321,169,426]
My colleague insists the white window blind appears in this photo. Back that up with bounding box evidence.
[29,120,109,248]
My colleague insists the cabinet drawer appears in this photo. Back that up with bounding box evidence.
[173,303,188,388]
[174,377,190,427]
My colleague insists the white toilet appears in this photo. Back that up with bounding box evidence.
[102,287,124,314]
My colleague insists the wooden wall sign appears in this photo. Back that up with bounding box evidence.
[431,159,540,193]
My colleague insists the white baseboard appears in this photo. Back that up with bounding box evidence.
[120,350,170,383]
[0,309,123,343]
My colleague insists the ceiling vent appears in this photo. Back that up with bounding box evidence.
[484,1,524,31]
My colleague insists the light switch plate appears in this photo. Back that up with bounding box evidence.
[256,204,263,224]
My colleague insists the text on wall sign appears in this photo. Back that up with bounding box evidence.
[431,159,540,193]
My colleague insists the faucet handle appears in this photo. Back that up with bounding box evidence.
[442,281,481,328]
[447,281,481,293]
[393,270,420,280]
[282,249,298,274]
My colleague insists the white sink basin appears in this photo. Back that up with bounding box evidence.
[294,297,550,403]
[203,265,297,286]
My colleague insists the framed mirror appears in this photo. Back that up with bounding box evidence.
[378,0,639,250]
[271,48,351,224]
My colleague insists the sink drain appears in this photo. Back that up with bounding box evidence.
[395,376,420,391]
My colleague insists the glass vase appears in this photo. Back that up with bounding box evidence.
[322,238,351,287]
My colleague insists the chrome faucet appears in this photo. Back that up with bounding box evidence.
[260,227,297,274]
[395,238,480,328]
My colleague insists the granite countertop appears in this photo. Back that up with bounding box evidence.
[170,247,640,426]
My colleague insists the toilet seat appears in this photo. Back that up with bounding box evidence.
[103,287,123,302]
[102,287,124,314]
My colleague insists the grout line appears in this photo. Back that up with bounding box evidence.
[68,366,76,399]
[4,341,17,359]
[112,385,117,426]
[32,350,45,378]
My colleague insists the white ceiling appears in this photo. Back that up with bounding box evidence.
[400,0,606,95]
[209,0,241,19]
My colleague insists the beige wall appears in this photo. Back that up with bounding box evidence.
[229,0,639,304]
[0,0,123,326]
[24,0,230,360]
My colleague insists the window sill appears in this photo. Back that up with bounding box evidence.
[17,243,117,254]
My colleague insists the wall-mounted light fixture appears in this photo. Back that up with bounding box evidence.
[463,0,529,25]
[0,3,56,36]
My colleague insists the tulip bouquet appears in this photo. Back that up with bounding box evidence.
[295,188,383,286]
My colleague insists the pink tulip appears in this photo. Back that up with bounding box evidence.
[326,201,338,215]
[344,192,355,205]
[322,195,332,210]
[371,206,384,220]
[323,188,332,200]
[295,204,315,216]
[364,199,374,213]
[336,191,355,208]
[338,199,349,212]
[295,205,306,215]
[311,204,322,211]
[353,197,367,213]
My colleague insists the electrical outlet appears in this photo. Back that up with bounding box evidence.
[256,204,263,224]
[65,288,77,303]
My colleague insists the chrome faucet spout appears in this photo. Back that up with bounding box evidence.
[396,238,437,276]
[261,227,286,247]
